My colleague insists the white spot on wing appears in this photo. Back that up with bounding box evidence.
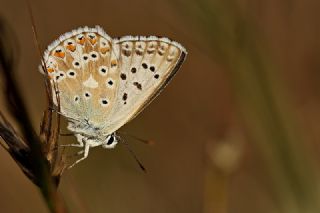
[83,75,98,88]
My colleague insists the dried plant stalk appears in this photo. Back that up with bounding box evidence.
[0,17,67,213]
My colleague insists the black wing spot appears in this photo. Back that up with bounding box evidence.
[131,67,137,73]
[154,74,159,79]
[142,63,148,69]
[133,82,142,90]
[122,93,128,101]
[122,49,131,57]
[85,92,91,98]
[101,99,109,106]
[120,73,127,80]
[150,66,155,72]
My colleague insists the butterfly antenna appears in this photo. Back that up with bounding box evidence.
[118,137,147,173]
[118,131,154,145]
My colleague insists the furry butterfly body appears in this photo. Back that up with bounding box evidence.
[40,26,187,167]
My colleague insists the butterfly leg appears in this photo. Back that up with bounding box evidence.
[68,144,90,169]
[66,150,84,159]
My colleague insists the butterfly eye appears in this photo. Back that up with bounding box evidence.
[107,135,114,145]
[102,134,118,149]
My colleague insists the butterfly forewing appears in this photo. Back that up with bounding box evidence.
[98,36,187,134]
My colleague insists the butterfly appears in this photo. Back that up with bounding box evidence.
[40,26,187,168]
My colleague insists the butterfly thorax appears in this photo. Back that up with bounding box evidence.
[68,121,118,149]
[67,119,105,137]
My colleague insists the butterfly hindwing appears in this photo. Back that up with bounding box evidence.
[43,27,120,128]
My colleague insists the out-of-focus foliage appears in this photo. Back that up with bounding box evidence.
[172,0,320,212]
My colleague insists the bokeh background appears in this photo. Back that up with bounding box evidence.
[1,0,320,212]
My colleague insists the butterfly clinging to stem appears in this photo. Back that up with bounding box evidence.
[40,26,187,168]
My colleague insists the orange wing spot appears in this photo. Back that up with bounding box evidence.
[77,37,86,45]
[53,51,65,58]
[111,60,117,67]
[100,47,110,54]
[66,44,76,52]
[89,38,97,45]
[47,68,55,73]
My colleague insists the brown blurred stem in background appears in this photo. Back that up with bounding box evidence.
[0,17,67,213]
[172,0,320,212]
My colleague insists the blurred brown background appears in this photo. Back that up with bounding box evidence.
[1,0,320,212]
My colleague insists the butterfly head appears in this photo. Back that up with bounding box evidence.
[101,133,118,149]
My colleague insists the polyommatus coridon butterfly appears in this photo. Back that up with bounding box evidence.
[40,26,187,168]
